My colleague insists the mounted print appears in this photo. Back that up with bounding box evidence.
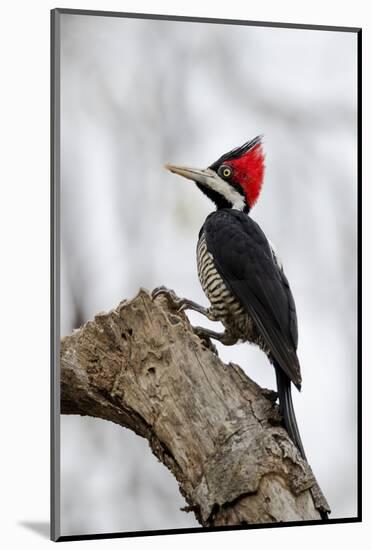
[51,8,361,542]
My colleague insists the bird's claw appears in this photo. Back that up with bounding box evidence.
[152,287,210,318]
[194,328,219,356]
[152,285,172,299]
[152,286,185,311]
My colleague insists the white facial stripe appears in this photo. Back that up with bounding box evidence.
[206,171,245,210]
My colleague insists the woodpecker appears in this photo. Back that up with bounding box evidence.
[154,136,311,461]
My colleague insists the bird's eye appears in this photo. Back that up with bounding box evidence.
[219,165,233,179]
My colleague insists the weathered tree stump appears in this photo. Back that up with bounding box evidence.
[60,288,330,526]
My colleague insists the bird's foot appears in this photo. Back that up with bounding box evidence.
[152,286,189,312]
[152,286,210,317]
[152,286,180,308]
[194,327,219,356]
[152,288,219,353]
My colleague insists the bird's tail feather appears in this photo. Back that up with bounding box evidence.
[274,362,306,461]
[274,361,329,520]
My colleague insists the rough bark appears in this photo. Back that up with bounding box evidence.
[60,288,330,526]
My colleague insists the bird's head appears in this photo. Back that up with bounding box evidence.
[165,136,265,213]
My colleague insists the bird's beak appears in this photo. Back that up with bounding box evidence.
[165,163,217,188]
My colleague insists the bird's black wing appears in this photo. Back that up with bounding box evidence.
[203,209,302,388]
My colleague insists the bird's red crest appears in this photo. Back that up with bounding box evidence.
[228,143,265,208]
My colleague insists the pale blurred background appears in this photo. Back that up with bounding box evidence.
[59,13,357,536]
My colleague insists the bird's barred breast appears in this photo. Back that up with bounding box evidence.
[197,233,246,324]
[196,231,271,353]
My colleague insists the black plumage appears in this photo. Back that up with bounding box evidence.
[203,209,301,388]
[199,209,306,457]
